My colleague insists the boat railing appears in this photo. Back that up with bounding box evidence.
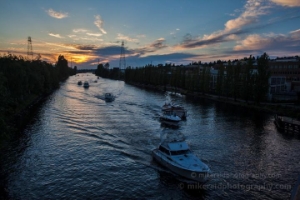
[165,134,186,143]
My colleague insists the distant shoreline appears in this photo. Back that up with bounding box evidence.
[125,81,300,119]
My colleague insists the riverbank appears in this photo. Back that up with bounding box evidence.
[0,91,55,151]
[0,91,56,200]
[126,81,300,119]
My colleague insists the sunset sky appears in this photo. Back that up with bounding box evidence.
[0,0,300,69]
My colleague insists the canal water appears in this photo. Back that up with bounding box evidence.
[1,73,299,199]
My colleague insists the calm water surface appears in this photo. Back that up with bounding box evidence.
[1,73,300,199]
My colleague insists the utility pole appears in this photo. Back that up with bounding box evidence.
[119,41,126,70]
[118,41,126,80]
[27,36,33,59]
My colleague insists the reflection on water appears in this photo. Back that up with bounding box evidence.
[1,73,300,199]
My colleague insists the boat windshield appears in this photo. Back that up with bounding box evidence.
[170,149,191,155]
[159,145,171,155]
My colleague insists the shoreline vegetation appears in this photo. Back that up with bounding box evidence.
[0,54,76,149]
[0,53,76,200]
[125,81,300,119]
[94,53,300,120]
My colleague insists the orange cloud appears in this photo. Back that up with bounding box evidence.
[225,0,270,31]
[47,9,68,19]
[234,30,300,51]
[116,34,139,42]
[48,33,63,38]
[270,0,300,7]
[86,33,102,37]
[174,0,271,51]
[234,34,270,50]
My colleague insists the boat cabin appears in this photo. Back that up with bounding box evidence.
[163,110,178,116]
[159,141,191,156]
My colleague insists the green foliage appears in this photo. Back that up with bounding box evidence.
[223,61,233,97]
[253,52,271,104]
[95,63,122,80]
[123,53,271,103]
[56,55,72,81]
[199,66,210,94]
[0,54,74,143]
[232,62,241,101]
[241,55,254,102]
[216,65,224,96]
[0,72,8,137]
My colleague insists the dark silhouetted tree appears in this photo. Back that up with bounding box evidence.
[253,52,270,104]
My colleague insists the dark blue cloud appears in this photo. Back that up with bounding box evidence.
[77,51,199,69]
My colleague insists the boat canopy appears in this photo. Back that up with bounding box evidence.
[164,141,189,151]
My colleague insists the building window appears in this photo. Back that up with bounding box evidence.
[276,78,281,84]
[271,78,276,85]
[270,87,275,94]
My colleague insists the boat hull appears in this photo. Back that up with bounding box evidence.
[160,120,180,128]
[104,93,115,102]
[160,116,181,122]
[105,97,115,102]
[152,149,210,183]
[162,107,187,119]
[83,82,89,88]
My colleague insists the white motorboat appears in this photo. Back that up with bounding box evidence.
[83,81,89,88]
[152,136,211,183]
[162,103,187,119]
[160,111,181,122]
[104,93,115,102]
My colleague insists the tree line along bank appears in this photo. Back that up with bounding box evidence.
[95,53,300,119]
[96,53,271,103]
[0,54,76,147]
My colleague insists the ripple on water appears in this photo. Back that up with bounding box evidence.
[1,74,300,200]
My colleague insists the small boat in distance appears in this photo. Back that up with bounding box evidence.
[152,135,211,183]
[160,111,181,122]
[77,81,82,85]
[83,81,89,88]
[162,103,187,119]
[104,93,115,102]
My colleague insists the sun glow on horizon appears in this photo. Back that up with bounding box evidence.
[70,55,91,64]
[0,0,299,69]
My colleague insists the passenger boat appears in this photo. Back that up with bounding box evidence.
[162,103,187,119]
[152,135,211,183]
[160,111,181,122]
[83,81,89,88]
[104,93,115,102]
